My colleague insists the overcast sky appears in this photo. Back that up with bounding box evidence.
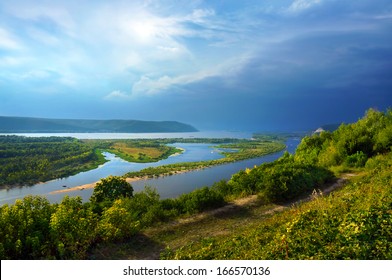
[1,0,391,131]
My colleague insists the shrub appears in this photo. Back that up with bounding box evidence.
[345,151,368,167]
[97,199,139,242]
[90,176,133,204]
[176,187,226,215]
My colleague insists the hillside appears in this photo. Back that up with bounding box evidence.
[0,116,198,133]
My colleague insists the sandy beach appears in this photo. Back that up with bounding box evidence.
[49,169,193,195]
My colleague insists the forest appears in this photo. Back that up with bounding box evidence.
[0,136,106,188]
[0,108,391,259]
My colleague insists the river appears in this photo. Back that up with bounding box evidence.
[0,136,301,205]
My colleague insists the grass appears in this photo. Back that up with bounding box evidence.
[88,152,392,260]
[89,196,279,259]
[108,143,181,163]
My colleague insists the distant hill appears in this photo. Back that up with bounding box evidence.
[0,116,198,133]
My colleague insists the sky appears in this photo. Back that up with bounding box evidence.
[0,0,391,131]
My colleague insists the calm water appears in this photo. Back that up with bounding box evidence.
[0,136,301,205]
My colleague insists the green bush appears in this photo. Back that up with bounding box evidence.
[345,151,368,167]
[225,154,334,203]
[176,187,226,215]
[0,196,54,259]
[50,196,97,259]
[97,199,140,242]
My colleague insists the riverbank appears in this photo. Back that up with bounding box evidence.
[49,168,202,195]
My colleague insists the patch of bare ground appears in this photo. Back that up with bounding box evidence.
[89,173,357,260]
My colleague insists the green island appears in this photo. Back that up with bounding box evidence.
[0,108,391,260]
[84,139,185,163]
[122,137,287,179]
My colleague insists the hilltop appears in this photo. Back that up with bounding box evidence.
[0,116,198,133]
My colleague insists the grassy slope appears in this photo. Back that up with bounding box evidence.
[89,153,391,260]
[161,156,392,260]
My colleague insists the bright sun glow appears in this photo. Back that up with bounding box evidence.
[131,21,158,42]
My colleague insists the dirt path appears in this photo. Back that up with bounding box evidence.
[175,173,356,226]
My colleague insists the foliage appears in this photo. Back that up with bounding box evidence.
[97,199,140,242]
[0,196,54,259]
[50,196,97,259]
[176,187,226,215]
[216,152,334,202]
[90,176,134,204]
[0,196,97,259]
[0,136,106,188]
[295,108,392,167]
[345,151,367,167]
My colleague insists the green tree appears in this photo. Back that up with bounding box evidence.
[90,176,134,204]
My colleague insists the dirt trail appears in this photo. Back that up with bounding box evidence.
[172,173,357,227]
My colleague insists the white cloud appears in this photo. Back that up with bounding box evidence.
[131,54,252,95]
[374,13,392,20]
[0,28,23,50]
[1,1,225,90]
[287,0,322,13]
[104,90,130,100]
[187,8,215,23]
